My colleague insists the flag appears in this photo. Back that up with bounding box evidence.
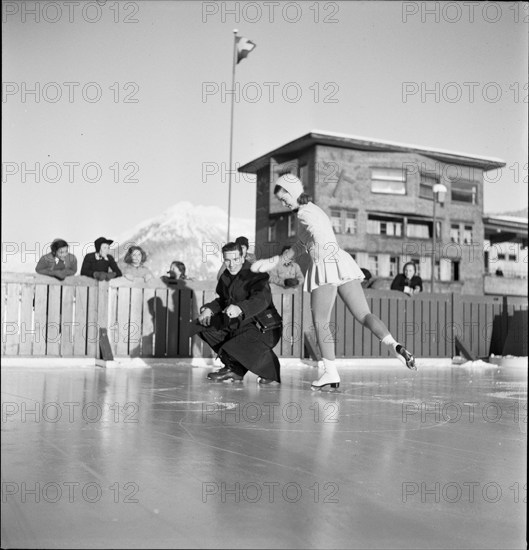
[236,36,256,64]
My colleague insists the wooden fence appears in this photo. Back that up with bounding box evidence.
[1,273,527,359]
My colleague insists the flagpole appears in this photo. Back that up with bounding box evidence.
[227,29,238,243]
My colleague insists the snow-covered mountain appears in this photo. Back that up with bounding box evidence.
[113,201,255,280]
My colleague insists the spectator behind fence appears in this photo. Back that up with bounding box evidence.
[269,246,304,288]
[120,246,154,282]
[162,260,192,285]
[360,268,374,289]
[35,239,77,280]
[390,262,423,295]
[217,236,255,280]
[81,237,122,281]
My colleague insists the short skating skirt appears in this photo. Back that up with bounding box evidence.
[304,248,365,292]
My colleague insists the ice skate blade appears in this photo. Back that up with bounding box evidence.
[311,382,340,391]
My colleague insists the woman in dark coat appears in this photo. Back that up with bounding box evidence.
[391,262,423,295]
[81,237,122,280]
[197,242,282,384]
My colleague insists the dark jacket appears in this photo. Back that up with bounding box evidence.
[35,252,77,280]
[81,253,122,278]
[391,273,423,293]
[200,263,282,382]
[204,262,279,327]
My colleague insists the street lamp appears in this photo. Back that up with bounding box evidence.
[431,183,448,293]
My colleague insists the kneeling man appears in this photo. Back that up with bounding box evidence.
[197,242,282,384]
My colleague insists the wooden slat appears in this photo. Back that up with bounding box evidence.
[116,286,131,356]
[141,288,155,357]
[73,286,88,356]
[18,283,35,356]
[60,285,75,356]
[129,287,144,357]
[4,283,21,356]
[86,285,98,358]
[380,295,391,358]
[33,285,48,356]
[178,288,193,357]
[411,297,422,359]
[154,288,168,357]
[46,285,61,356]
[166,287,180,357]
[107,286,119,356]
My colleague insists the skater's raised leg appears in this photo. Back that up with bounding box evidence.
[338,281,417,370]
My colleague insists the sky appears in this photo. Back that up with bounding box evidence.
[2,0,528,271]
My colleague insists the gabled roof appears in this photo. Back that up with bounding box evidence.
[238,130,506,174]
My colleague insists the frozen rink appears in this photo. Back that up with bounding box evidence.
[1,360,527,549]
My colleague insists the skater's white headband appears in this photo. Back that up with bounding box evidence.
[275,174,304,201]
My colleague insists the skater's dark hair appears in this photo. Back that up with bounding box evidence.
[222,242,243,256]
[273,185,312,205]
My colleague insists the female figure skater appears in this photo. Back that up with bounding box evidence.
[252,174,417,390]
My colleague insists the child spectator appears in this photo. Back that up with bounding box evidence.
[162,261,191,284]
[269,246,304,288]
[81,237,122,280]
[35,239,77,280]
[120,246,153,282]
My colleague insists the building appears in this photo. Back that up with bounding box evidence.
[239,130,507,295]
[483,214,528,296]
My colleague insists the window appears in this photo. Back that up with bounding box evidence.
[451,261,460,282]
[463,225,473,244]
[331,209,358,235]
[389,256,399,277]
[367,214,403,236]
[450,224,460,244]
[371,168,406,195]
[268,224,276,242]
[368,255,379,276]
[508,254,516,262]
[406,219,431,239]
[344,211,357,234]
[452,180,477,204]
[419,173,439,200]
[434,260,440,280]
[497,253,506,260]
[330,208,341,234]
